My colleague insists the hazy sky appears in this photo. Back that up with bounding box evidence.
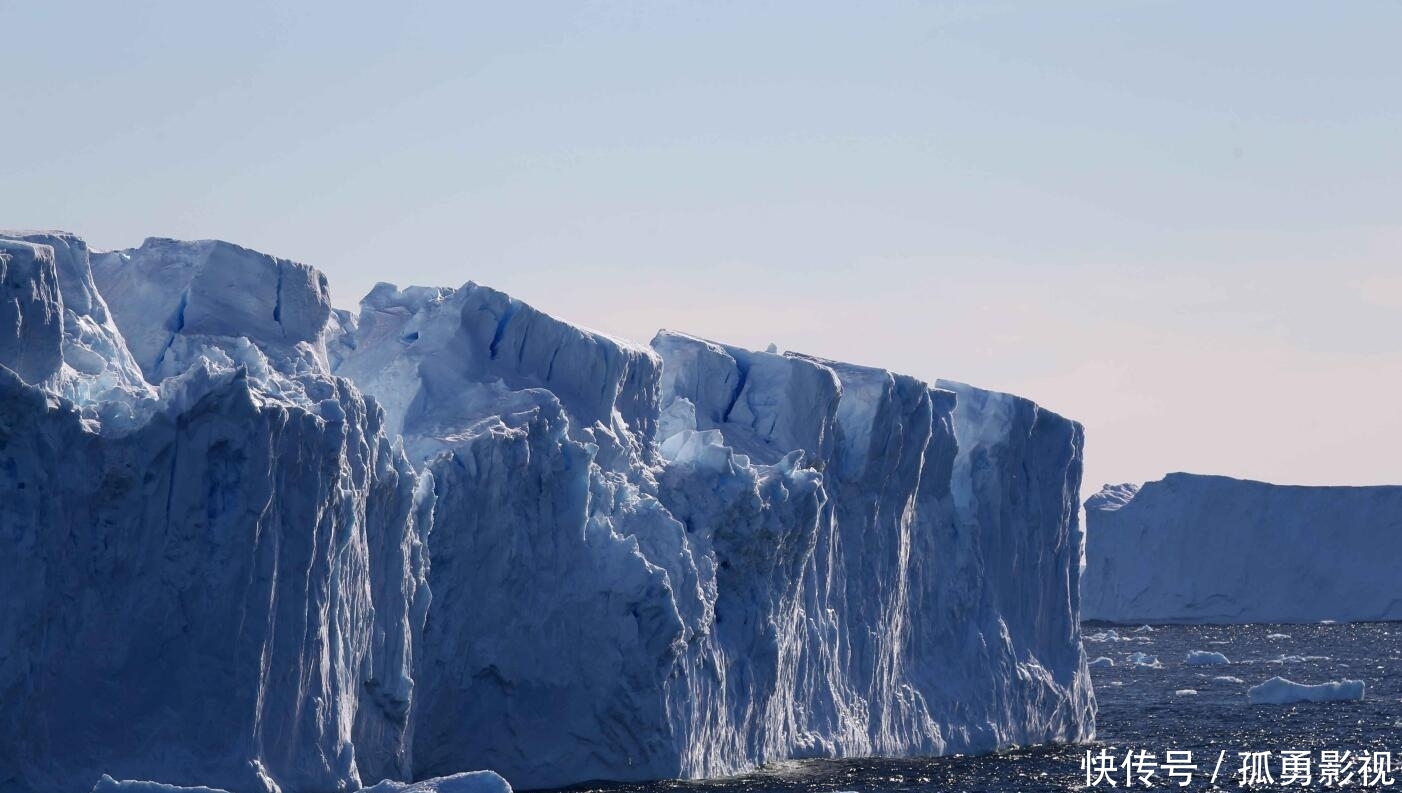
[4,1,1400,498]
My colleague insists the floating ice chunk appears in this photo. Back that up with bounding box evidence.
[1266,633,1291,640]
[358,772,512,793]
[1088,657,1115,668]
[1127,652,1162,669]
[1185,651,1231,666]
[1247,677,1364,705]
[1174,689,1199,696]
[91,776,234,793]
[1085,629,1134,643]
[1213,676,1246,684]
[1267,654,1330,664]
[1132,625,1155,633]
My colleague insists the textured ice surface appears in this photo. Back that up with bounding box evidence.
[1,236,429,793]
[0,232,151,414]
[332,296,1093,788]
[1083,474,1402,623]
[0,233,1092,793]
[1247,677,1365,705]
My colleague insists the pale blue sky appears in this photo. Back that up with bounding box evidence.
[4,1,1400,497]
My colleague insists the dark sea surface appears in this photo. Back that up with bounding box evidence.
[555,623,1402,793]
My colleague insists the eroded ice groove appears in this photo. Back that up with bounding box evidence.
[1082,473,1402,624]
[0,233,1092,793]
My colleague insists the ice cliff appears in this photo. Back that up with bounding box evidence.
[1082,473,1402,623]
[1,234,430,793]
[0,232,1093,793]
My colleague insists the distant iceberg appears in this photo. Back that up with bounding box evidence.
[1082,474,1402,623]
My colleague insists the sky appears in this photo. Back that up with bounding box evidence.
[3,1,1400,499]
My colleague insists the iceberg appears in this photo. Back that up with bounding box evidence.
[1247,677,1365,705]
[91,777,237,793]
[1126,652,1161,669]
[1184,651,1230,666]
[0,233,1094,793]
[1082,474,1402,623]
[1266,654,1330,664]
[356,773,511,793]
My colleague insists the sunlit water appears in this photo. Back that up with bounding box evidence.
[553,623,1402,792]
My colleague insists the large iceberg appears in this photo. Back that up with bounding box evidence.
[1082,474,1402,623]
[0,233,1093,793]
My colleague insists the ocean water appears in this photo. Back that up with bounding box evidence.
[557,623,1402,793]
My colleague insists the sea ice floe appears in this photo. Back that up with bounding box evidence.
[91,776,234,793]
[1247,677,1364,705]
[358,772,512,793]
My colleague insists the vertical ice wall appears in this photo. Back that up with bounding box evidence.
[0,235,429,793]
[0,233,1092,793]
[328,288,1094,788]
